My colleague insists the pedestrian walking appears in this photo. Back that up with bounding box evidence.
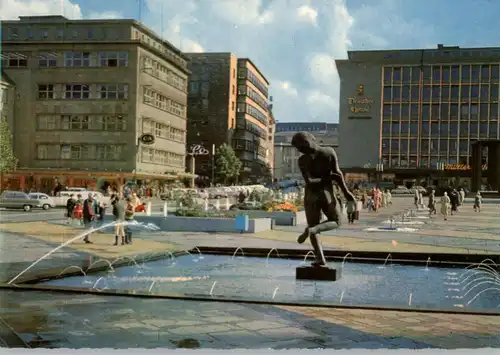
[474,192,482,212]
[124,197,135,244]
[441,192,451,221]
[428,190,437,216]
[112,194,126,246]
[65,194,76,224]
[82,193,96,244]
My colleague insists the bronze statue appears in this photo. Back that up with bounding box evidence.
[292,131,356,267]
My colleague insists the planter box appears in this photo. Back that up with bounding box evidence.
[228,210,306,226]
[103,215,271,233]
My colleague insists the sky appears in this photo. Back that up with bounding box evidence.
[2,0,500,123]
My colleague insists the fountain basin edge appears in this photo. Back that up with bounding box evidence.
[0,283,498,317]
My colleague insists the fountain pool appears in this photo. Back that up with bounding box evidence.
[39,254,500,313]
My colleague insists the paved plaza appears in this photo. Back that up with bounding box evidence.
[0,196,499,349]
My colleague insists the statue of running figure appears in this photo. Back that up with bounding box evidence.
[292,131,356,267]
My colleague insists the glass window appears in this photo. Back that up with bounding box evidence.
[440,103,449,120]
[390,139,399,152]
[401,122,409,135]
[461,85,470,99]
[481,65,490,82]
[422,104,430,121]
[421,139,430,152]
[391,104,400,120]
[440,123,449,136]
[401,104,410,118]
[420,157,429,168]
[439,140,448,153]
[442,66,450,83]
[450,104,459,119]
[422,122,430,136]
[382,122,390,135]
[461,104,469,118]
[491,104,498,120]
[479,123,488,137]
[480,85,489,101]
[432,66,441,82]
[391,122,400,135]
[449,139,458,153]
[471,86,479,99]
[392,86,401,100]
[402,86,410,101]
[422,86,430,101]
[459,140,468,154]
[431,123,439,137]
[451,86,459,101]
[430,140,438,155]
[431,104,440,119]
[382,139,390,154]
[471,65,480,82]
[441,86,450,100]
[470,104,478,118]
[383,87,392,101]
[480,103,488,119]
[402,67,411,82]
[450,123,458,137]
[459,122,469,136]
[461,65,471,81]
[410,104,419,119]
[431,87,440,101]
[492,65,499,80]
[400,140,409,154]
[410,86,419,101]
[451,66,460,82]
[393,67,402,82]
[410,139,418,154]
[383,68,392,82]
[383,104,392,119]
[410,123,418,136]
[490,85,498,101]
[411,67,420,82]
[422,66,431,81]
[489,122,498,138]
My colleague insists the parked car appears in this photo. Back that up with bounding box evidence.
[0,191,43,211]
[409,185,427,196]
[28,192,56,210]
[391,186,411,194]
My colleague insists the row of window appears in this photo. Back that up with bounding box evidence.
[383,85,500,103]
[383,64,500,83]
[6,26,126,42]
[383,103,500,121]
[236,119,267,139]
[236,103,268,125]
[238,84,268,112]
[382,139,492,155]
[238,68,269,98]
[140,147,184,167]
[133,29,187,69]
[37,84,128,100]
[380,156,470,169]
[37,115,126,131]
[143,88,186,118]
[232,139,267,157]
[142,56,187,92]
[36,144,124,161]
[2,51,129,68]
[142,118,185,143]
[382,122,499,138]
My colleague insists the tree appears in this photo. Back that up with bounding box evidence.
[248,161,272,183]
[215,143,241,184]
[0,118,17,191]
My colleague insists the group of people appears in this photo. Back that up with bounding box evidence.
[65,190,144,246]
[357,188,393,213]
[426,188,483,221]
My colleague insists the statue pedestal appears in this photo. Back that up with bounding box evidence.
[296,265,341,281]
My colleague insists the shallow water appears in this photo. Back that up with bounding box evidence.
[41,255,500,312]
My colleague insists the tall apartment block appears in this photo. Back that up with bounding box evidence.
[185,53,275,183]
[1,15,190,191]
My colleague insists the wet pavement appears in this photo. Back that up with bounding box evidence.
[0,196,499,348]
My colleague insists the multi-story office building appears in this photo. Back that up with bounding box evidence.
[274,122,339,180]
[336,45,500,186]
[1,15,190,191]
[186,53,274,183]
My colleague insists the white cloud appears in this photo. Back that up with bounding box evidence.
[296,5,317,25]
[0,0,82,20]
[211,0,274,26]
[308,53,338,86]
[277,81,298,97]
[88,11,122,20]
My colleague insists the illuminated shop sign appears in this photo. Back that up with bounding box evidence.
[444,164,488,171]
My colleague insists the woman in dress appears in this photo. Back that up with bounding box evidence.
[440,192,451,221]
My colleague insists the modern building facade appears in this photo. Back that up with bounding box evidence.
[274,122,339,180]
[186,53,274,183]
[336,45,500,188]
[1,15,190,191]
